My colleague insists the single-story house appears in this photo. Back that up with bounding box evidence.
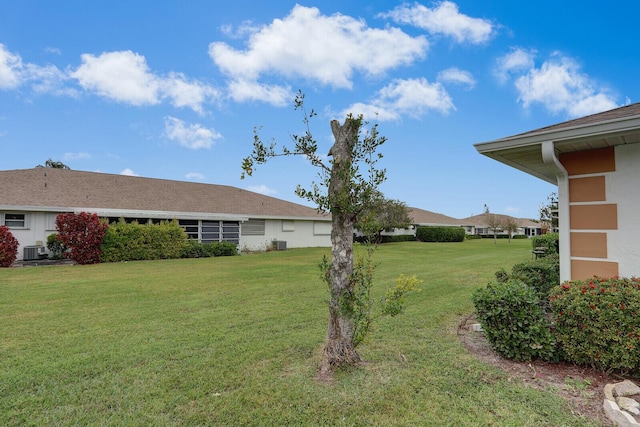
[0,168,332,260]
[475,102,640,282]
[458,213,543,238]
[379,207,463,237]
[383,207,542,238]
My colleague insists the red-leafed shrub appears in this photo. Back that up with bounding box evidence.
[550,277,640,373]
[55,212,108,265]
[0,225,19,267]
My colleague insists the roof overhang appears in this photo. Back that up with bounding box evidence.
[475,114,640,184]
[0,205,248,222]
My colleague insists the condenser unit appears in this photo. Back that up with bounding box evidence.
[23,245,46,261]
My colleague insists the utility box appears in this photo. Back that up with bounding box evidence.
[24,245,46,261]
[273,240,287,251]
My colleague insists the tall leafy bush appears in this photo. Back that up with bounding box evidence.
[55,212,108,265]
[0,225,19,267]
[550,277,640,373]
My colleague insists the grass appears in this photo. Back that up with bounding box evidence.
[0,239,601,426]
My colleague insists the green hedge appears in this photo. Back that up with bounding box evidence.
[472,280,557,362]
[550,277,640,373]
[101,220,188,262]
[531,233,559,255]
[416,226,465,242]
[380,234,416,243]
[180,240,237,258]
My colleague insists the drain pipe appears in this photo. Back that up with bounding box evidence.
[541,141,571,282]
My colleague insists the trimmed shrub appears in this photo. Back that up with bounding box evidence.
[531,233,559,255]
[380,234,416,243]
[180,240,237,258]
[46,233,66,259]
[511,253,560,300]
[550,277,640,373]
[56,212,108,265]
[416,226,465,242]
[101,220,188,262]
[472,280,557,362]
[0,225,19,267]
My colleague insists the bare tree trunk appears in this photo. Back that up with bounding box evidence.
[319,118,362,376]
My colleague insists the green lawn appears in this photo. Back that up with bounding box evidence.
[0,239,600,426]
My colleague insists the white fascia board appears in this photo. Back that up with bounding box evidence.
[242,214,332,222]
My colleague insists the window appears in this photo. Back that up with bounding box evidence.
[4,213,26,228]
[179,219,199,240]
[177,219,240,244]
[222,221,240,244]
[282,220,295,232]
[241,219,265,236]
[45,214,57,231]
[201,221,220,243]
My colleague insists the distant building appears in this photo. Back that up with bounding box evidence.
[0,168,332,260]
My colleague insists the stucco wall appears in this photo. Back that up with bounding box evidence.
[607,144,640,277]
[4,212,56,261]
[240,219,331,251]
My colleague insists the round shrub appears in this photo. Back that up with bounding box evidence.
[550,277,640,373]
[472,280,557,362]
[46,233,66,259]
[511,253,560,300]
[0,225,19,267]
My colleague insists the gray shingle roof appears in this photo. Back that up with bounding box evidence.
[512,102,640,138]
[408,207,463,225]
[0,168,328,220]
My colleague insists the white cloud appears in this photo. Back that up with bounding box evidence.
[63,152,91,161]
[44,47,61,55]
[25,63,77,96]
[0,44,74,95]
[220,20,260,39]
[437,67,476,88]
[340,78,455,121]
[72,51,160,105]
[226,78,292,106]
[247,184,277,196]
[164,116,222,149]
[71,50,219,113]
[160,72,220,113]
[185,172,205,181]
[209,5,427,103]
[495,47,536,83]
[120,168,139,176]
[0,44,24,89]
[382,1,494,44]
[512,54,618,118]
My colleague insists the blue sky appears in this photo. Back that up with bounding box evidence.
[1,1,638,219]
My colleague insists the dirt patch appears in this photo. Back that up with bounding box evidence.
[458,313,625,426]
